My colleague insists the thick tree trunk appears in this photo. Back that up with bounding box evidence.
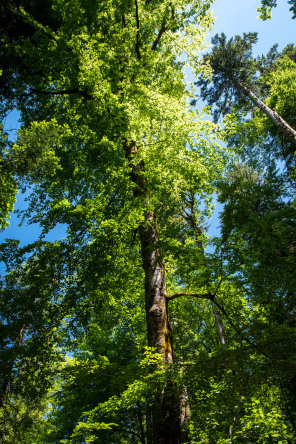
[139,212,173,362]
[124,140,181,444]
[235,80,296,148]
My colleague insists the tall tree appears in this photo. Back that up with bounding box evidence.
[2,2,295,443]
[0,1,224,442]
[196,33,296,147]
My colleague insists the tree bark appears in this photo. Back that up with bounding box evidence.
[211,301,226,345]
[124,140,181,444]
[235,80,296,148]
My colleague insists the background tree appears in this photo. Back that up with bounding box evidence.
[194,27,296,442]
[196,32,296,147]
[258,0,296,20]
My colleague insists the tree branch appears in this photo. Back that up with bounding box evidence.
[22,88,93,100]
[151,3,175,51]
[166,290,271,359]
[166,292,214,301]
[212,298,271,359]
[151,20,167,51]
[135,0,141,60]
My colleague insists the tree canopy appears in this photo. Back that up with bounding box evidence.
[258,0,296,19]
[0,1,296,443]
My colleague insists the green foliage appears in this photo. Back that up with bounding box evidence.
[195,32,259,122]
[258,0,296,20]
[0,1,296,443]
[0,125,17,230]
[223,46,296,181]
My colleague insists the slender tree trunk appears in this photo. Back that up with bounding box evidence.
[146,403,153,444]
[124,140,181,444]
[180,383,190,425]
[235,80,296,147]
[229,405,240,442]
[210,303,241,442]
[137,405,146,444]
[211,301,226,345]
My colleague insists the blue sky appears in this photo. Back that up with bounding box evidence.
[211,0,295,55]
[1,0,295,244]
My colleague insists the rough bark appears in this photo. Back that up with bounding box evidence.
[235,80,296,148]
[124,140,181,444]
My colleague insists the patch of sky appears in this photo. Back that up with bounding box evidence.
[1,109,67,246]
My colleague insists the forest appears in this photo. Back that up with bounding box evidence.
[0,0,296,443]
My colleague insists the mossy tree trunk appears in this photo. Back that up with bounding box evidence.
[124,140,181,444]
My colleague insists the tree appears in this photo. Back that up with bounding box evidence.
[196,33,296,147]
[0,1,224,442]
[1,1,296,443]
[0,239,64,443]
[215,161,296,434]
[230,53,296,183]
[258,0,296,20]
[194,29,296,442]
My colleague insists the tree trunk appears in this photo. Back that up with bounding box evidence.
[211,301,226,345]
[235,80,296,148]
[124,140,181,444]
[180,383,190,425]
[210,302,241,442]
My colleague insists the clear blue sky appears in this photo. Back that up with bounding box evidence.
[1,0,295,244]
[211,0,295,55]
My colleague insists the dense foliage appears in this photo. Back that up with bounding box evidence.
[0,1,295,443]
